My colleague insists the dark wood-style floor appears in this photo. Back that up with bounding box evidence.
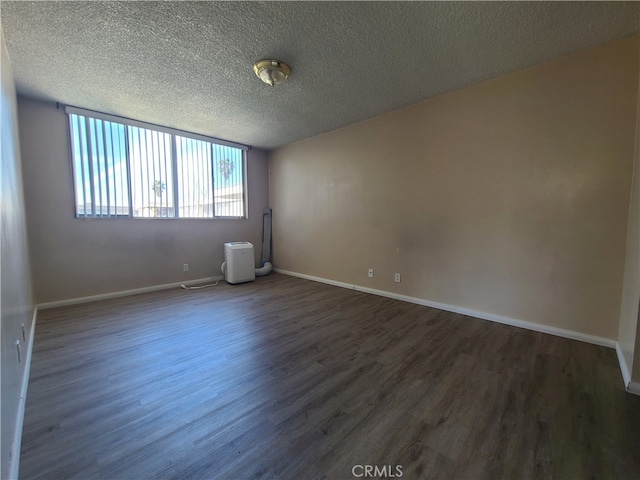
[20,273,640,479]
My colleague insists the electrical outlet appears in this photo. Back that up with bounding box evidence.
[394,273,401,283]
[183,263,189,272]
[368,268,374,278]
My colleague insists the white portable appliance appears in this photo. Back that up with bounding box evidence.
[224,242,255,284]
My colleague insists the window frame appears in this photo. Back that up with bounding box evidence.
[65,105,250,220]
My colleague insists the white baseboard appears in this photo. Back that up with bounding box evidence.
[615,344,640,396]
[8,306,38,480]
[37,276,224,310]
[628,381,640,396]
[274,269,616,349]
[615,342,632,389]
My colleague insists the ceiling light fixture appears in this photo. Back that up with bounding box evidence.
[253,59,291,86]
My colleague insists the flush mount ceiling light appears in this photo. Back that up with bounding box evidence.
[253,59,291,86]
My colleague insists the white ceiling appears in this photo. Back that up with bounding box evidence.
[1,1,639,150]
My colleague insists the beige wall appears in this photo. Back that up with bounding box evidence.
[1,27,34,480]
[269,35,640,340]
[18,97,270,303]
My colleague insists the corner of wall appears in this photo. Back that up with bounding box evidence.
[616,341,633,388]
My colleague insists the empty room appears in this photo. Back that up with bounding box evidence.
[2,2,640,479]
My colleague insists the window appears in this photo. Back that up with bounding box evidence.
[67,107,248,219]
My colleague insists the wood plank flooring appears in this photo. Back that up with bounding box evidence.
[20,273,640,479]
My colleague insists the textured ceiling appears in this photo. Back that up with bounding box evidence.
[1,1,639,149]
